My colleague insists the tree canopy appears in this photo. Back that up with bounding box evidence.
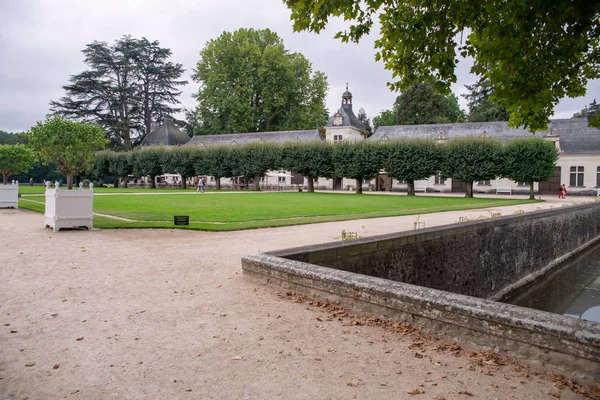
[395,83,465,125]
[463,78,509,123]
[27,116,108,189]
[504,138,558,199]
[573,99,600,128]
[190,28,328,135]
[0,144,35,184]
[284,0,600,132]
[50,36,186,150]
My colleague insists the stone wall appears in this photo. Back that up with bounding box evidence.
[272,203,600,300]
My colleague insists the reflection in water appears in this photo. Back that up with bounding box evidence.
[507,244,600,323]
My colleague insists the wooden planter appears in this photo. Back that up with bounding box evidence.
[44,183,93,232]
[0,181,19,208]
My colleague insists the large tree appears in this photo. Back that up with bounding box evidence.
[50,36,186,150]
[0,144,35,184]
[463,78,509,123]
[574,99,600,128]
[280,141,334,192]
[504,138,558,199]
[396,83,465,125]
[332,141,383,194]
[373,109,398,131]
[191,28,328,135]
[27,116,107,190]
[284,0,600,132]
[0,131,27,145]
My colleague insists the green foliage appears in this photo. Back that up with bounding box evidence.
[50,36,186,150]
[191,28,328,135]
[441,136,504,198]
[373,109,398,131]
[463,78,509,123]
[332,141,383,193]
[198,146,236,190]
[280,140,334,191]
[504,138,559,199]
[383,139,443,195]
[573,99,600,129]
[0,131,27,145]
[357,108,373,135]
[284,0,600,132]
[91,150,112,183]
[26,116,107,189]
[131,147,164,188]
[0,144,35,184]
[161,147,197,189]
[230,143,281,190]
[108,151,133,187]
[395,83,465,125]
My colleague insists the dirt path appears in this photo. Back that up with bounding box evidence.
[1,197,597,400]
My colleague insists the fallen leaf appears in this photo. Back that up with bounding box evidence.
[10,330,17,333]
[406,388,425,395]
[53,364,59,369]
[346,381,360,387]
[184,388,192,392]
[458,390,473,396]
[414,352,424,358]
[25,362,35,367]
[76,336,84,341]
[232,356,242,360]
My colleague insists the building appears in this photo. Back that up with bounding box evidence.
[147,88,600,195]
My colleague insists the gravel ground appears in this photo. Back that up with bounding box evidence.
[1,196,597,399]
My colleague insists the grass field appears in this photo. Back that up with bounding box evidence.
[17,187,538,231]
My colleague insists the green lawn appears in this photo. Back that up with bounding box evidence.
[18,187,538,231]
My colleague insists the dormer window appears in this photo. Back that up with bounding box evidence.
[333,113,342,126]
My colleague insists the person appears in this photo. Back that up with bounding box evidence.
[196,178,201,193]
[561,183,567,199]
[200,177,205,193]
[29,177,33,186]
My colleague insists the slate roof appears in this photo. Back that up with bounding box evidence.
[325,104,366,131]
[140,118,190,146]
[369,118,600,154]
[185,129,322,147]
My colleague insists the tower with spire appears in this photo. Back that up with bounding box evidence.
[324,84,366,142]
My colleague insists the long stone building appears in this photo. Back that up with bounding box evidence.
[143,88,600,196]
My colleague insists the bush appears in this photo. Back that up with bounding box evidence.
[82,179,91,187]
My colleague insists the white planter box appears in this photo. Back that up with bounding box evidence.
[44,185,93,232]
[0,182,19,208]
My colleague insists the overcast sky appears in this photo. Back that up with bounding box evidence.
[1,0,598,133]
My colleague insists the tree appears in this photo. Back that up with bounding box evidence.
[26,116,107,190]
[230,143,281,191]
[395,83,465,125]
[332,141,383,194]
[573,99,600,129]
[504,138,559,199]
[91,150,112,186]
[0,131,27,145]
[198,146,236,190]
[373,109,398,131]
[440,136,504,198]
[463,78,509,123]
[280,141,334,192]
[191,28,328,135]
[0,144,35,184]
[108,151,133,188]
[383,139,443,195]
[161,147,197,189]
[50,36,186,150]
[131,147,164,189]
[357,108,373,136]
[284,0,600,132]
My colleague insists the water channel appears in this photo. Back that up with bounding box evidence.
[506,243,600,323]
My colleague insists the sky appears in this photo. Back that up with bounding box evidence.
[0,0,598,133]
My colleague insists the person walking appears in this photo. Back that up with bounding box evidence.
[196,178,201,193]
[200,177,205,193]
[561,183,567,199]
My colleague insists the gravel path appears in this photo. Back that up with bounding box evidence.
[1,196,596,399]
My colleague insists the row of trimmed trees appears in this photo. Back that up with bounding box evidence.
[91,136,558,199]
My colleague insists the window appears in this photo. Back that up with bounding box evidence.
[333,134,343,142]
[597,167,600,188]
[477,180,491,186]
[516,182,528,186]
[434,173,446,185]
[570,166,584,187]
[278,176,286,183]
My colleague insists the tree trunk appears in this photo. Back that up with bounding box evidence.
[465,181,474,198]
[254,174,260,191]
[182,176,187,190]
[529,181,535,200]
[355,178,363,194]
[150,175,156,189]
[216,177,221,190]
[66,172,74,190]
[2,173,7,184]
[114,179,120,188]
[307,175,314,192]
[122,177,128,188]
[407,180,415,196]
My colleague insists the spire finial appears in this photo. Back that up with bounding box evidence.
[346,83,348,91]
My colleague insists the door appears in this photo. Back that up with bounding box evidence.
[451,179,468,193]
[539,167,561,195]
